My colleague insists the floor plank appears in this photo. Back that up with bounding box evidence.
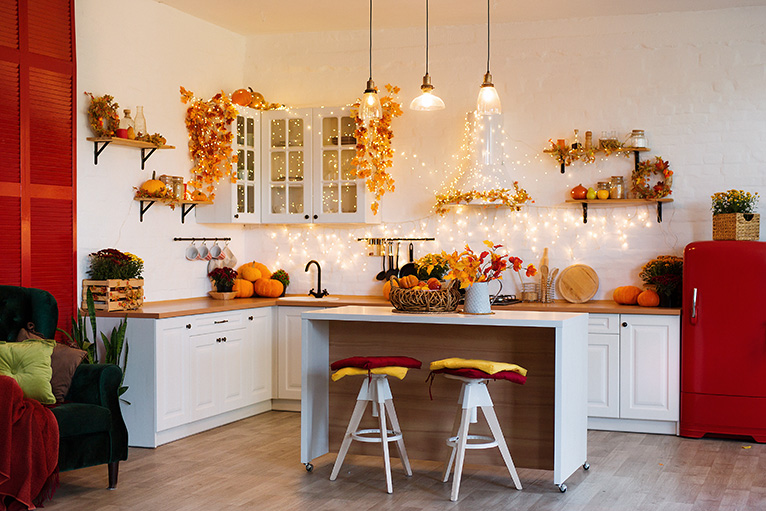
[44,411,766,511]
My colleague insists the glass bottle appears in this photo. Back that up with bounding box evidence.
[119,109,134,130]
[628,129,647,148]
[134,106,147,137]
[571,129,581,150]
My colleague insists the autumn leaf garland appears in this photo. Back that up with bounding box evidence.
[180,86,239,199]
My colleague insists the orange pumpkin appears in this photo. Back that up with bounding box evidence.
[613,286,642,305]
[637,289,660,307]
[399,275,418,289]
[232,278,254,298]
[254,278,283,297]
[231,88,252,106]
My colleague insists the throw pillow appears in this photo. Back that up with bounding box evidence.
[50,343,87,402]
[0,339,56,404]
[15,322,43,341]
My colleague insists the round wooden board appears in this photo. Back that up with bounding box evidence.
[556,264,599,303]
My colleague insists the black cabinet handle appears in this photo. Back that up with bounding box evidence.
[304,214,310,220]
[248,316,254,321]
[622,322,628,327]
[234,214,239,218]
[313,214,318,220]
[214,319,229,324]
[222,336,227,342]
[186,324,192,329]
[216,337,221,343]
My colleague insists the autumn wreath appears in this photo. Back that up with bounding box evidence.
[632,156,673,199]
[85,92,120,137]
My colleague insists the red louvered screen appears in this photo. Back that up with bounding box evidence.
[0,0,76,335]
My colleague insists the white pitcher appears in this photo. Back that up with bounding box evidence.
[463,280,502,314]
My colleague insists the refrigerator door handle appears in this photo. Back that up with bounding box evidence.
[690,287,698,325]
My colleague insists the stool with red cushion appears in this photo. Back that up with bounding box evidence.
[329,356,421,494]
[429,358,527,501]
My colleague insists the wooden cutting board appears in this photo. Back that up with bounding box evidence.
[556,264,599,303]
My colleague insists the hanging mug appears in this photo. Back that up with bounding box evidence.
[185,241,199,261]
[197,241,211,261]
[209,241,224,260]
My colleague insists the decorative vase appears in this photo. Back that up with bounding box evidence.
[463,280,502,314]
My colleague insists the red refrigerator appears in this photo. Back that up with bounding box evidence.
[680,240,766,442]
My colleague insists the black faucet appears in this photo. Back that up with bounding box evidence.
[305,260,329,298]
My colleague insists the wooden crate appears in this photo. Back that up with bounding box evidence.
[82,279,144,311]
[712,213,760,241]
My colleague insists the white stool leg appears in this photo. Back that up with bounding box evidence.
[450,407,472,502]
[330,398,369,481]
[482,405,522,490]
[383,398,412,476]
[442,402,464,482]
[376,387,393,494]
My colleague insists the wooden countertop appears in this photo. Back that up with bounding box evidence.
[95,294,680,319]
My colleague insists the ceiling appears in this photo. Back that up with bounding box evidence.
[155,0,766,35]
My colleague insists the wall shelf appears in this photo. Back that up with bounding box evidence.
[133,198,211,223]
[87,137,175,169]
[565,198,673,224]
[544,146,649,174]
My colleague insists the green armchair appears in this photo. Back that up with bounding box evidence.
[0,285,128,488]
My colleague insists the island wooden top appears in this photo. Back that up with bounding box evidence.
[93,294,681,319]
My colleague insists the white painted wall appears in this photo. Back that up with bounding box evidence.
[243,7,766,299]
[76,0,247,301]
[75,4,766,301]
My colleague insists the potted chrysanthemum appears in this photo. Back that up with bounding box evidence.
[711,189,760,240]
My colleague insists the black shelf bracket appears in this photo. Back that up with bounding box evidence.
[634,150,641,173]
[560,162,565,174]
[581,203,588,224]
[181,203,197,224]
[92,140,111,165]
[140,147,158,170]
[138,200,155,222]
[657,201,663,223]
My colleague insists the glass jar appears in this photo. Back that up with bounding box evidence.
[609,176,625,199]
[597,181,611,200]
[628,129,647,148]
[119,109,134,130]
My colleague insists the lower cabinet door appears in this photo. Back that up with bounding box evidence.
[246,308,273,404]
[619,314,680,421]
[587,333,620,418]
[156,317,193,432]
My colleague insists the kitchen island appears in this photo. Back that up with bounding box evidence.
[300,306,589,491]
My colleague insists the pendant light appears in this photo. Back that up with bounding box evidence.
[359,0,382,124]
[410,0,445,111]
[476,0,501,115]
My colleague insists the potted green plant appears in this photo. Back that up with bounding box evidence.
[271,269,290,296]
[639,255,683,307]
[711,189,760,240]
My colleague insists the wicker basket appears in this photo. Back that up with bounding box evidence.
[712,213,760,241]
[389,278,461,313]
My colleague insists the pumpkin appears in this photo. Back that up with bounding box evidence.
[191,190,207,202]
[399,275,418,289]
[231,88,252,106]
[232,278,254,298]
[239,265,261,282]
[240,261,271,280]
[254,278,283,298]
[140,171,165,194]
[637,289,660,307]
[613,285,642,305]
[382,278,399,301]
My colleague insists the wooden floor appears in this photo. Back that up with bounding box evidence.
[46,411,766,511]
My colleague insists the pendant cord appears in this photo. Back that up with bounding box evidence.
[486,0,491,74]
[369,0,373,81]
[425,0,429,75]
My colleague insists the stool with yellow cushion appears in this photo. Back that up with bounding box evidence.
[329,356,421,494]
[429,357,527,501]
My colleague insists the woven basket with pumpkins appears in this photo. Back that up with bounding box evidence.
[386,275,461,313]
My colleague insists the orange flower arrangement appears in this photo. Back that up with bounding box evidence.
[180,86,239,199]
[351,84,403,215]
[442,241,536,289]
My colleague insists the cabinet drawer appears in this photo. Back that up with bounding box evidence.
[192,311,244,334]
[588,314,619,334]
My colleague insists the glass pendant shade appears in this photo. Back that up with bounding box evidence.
[410,75,445,111]
[360,79,382,123]
[476,72,501,115]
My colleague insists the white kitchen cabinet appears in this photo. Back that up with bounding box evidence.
[112,307,274,448]
[274,306,326,408]
[261,107,379,224]
[197,106,261,223]
[587,313,680,435]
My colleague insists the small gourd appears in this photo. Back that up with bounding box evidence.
[637,289,660,307]
[231,88,252,106]
[140,171,165,195]
[254,278,283,298]
[399,275,418,289]
[613,285,642,305]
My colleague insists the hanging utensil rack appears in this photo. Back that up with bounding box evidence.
[173,237,232,242]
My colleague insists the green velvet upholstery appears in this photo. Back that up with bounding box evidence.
[0,286,128,488]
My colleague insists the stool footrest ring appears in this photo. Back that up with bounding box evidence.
[446,434,497,450]
[352,428,403,443]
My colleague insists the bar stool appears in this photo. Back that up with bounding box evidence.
[429,358,527,501]
[329,356,421,494]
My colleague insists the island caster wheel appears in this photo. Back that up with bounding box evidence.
[558,483,567,493]
[583,462,590,470]
[305,463,314,472]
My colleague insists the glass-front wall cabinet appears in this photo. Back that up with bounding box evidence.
[315,107,360,222]
[261,109,312,223]
[196,106,261,224]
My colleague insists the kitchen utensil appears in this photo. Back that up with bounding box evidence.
[399,243,417,277]
[540,247,549,268]
[385,241,399,280]
[556,264,599,303]
[540,264,549,302]
[375,242,388,281]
